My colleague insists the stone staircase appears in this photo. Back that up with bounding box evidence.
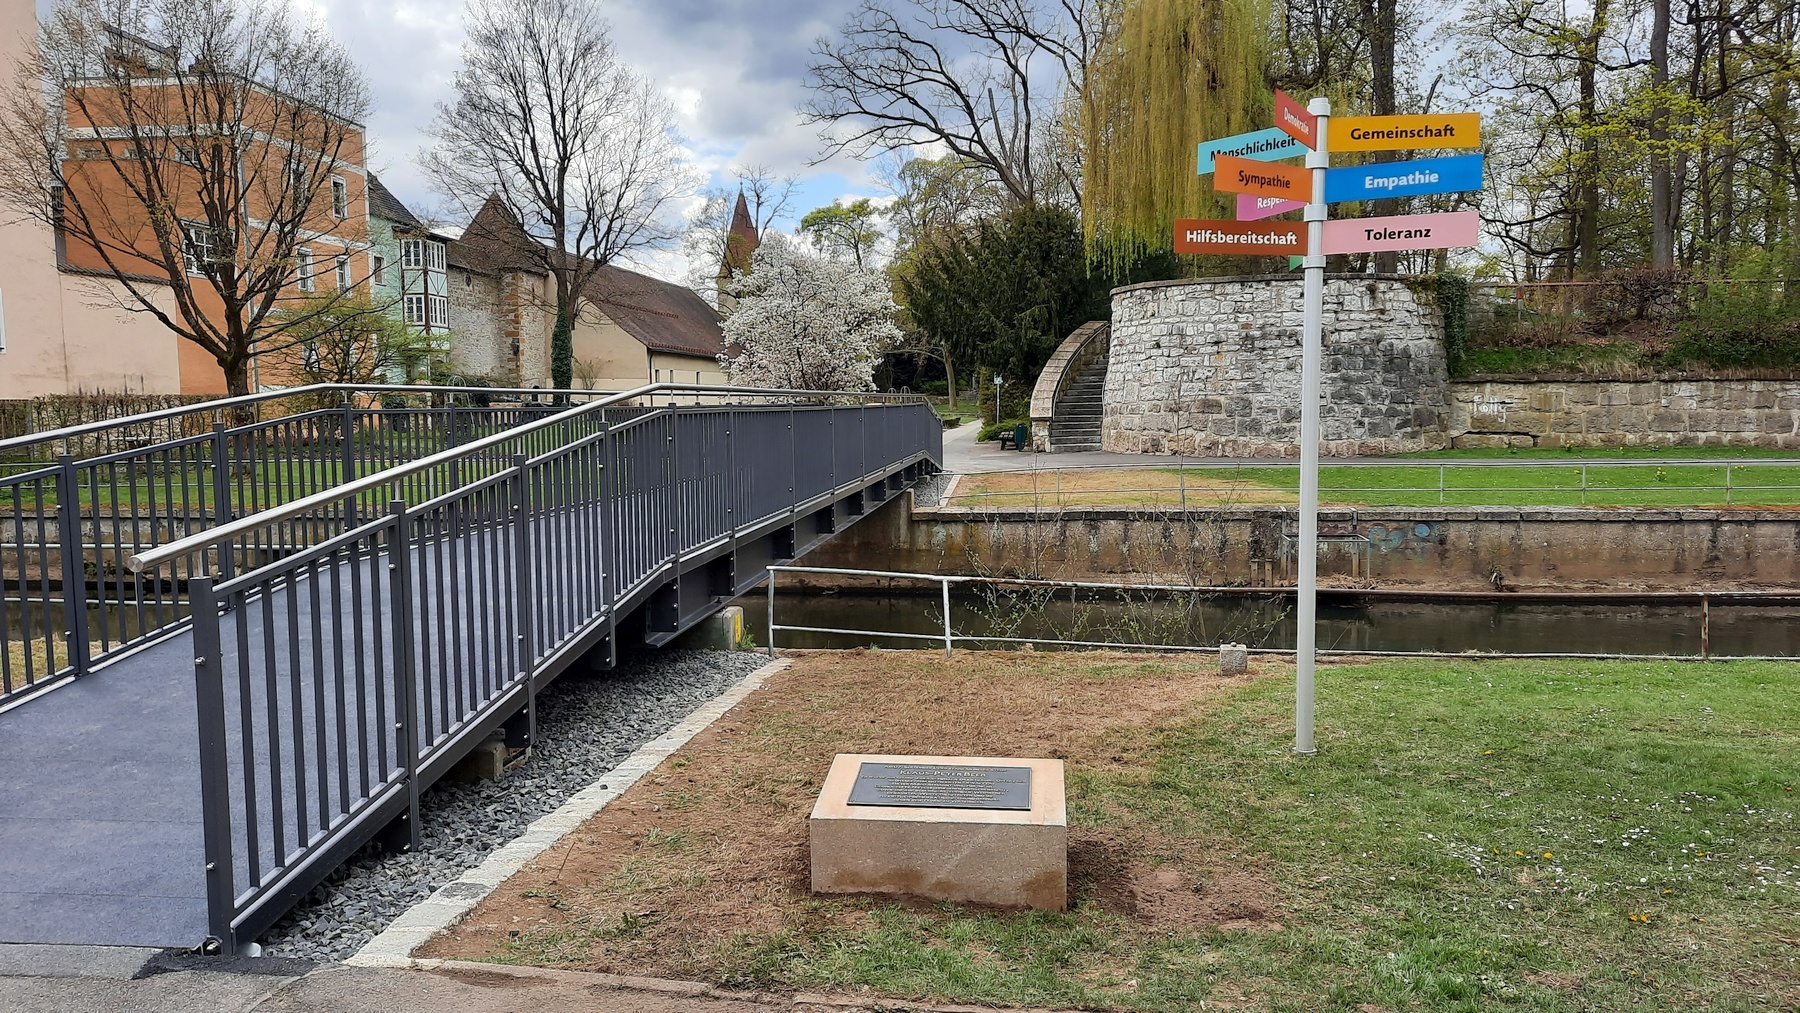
[1050,356,1107,452]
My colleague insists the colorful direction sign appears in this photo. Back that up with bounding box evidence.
[1323,153,1484,204]
[1327,113,1481,152]
[1212,154,1311,201]
[1237,193,1306,221]
[1196,127,1307,174]
[1174,219,1305,255]
[1320,210,1481,255]
[1274,89,1317,148]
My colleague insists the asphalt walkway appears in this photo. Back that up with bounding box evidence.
[0,945,1072,1013]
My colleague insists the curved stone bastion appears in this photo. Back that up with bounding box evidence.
[1103,275,1451,456]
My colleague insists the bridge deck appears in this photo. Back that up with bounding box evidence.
[0,632,208,946]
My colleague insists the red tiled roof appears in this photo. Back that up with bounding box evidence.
[449,195,723,359]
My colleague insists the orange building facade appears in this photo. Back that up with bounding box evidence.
[1,0,374,398]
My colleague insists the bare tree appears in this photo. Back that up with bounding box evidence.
[681,164,800,300]
[0,0,373,398]
[424,0,696,391]
[804,0,1106,208]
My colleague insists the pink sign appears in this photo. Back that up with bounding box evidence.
[1321,210,1480,255]
[1237,193,1305,221]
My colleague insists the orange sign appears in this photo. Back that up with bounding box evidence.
[1274,89,1316,148]
[1327,113,1481,152]
[1212,154,1312,201]
[1174,219,1306,256]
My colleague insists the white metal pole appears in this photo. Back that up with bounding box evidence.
[942,577,954,657]
[1295,95,1332,756]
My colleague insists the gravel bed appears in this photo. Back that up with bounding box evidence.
[258,648,770,961]
[913,471,954,507]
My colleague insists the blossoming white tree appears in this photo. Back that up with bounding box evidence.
[720,235,900,391]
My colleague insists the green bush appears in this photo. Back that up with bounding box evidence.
[1665,290,1800,369]
[978,417,1030,442]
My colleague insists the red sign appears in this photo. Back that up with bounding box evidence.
[1174,219,1306,256]
[1212,154,1311,201]
[1274,89,1316,149]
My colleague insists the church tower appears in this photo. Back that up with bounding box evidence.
[715,188,761,312]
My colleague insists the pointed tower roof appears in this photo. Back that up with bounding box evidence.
[717,188,761,279]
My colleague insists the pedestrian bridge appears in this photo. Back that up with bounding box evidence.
[0,383,940,954]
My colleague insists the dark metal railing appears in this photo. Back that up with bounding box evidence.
[141,385,939,952]
[1,384,600,704]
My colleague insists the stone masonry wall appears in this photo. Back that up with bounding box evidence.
[1104,276,1450,456]
[1452,379,1800,449]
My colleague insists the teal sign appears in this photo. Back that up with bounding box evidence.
[1323,153,1483,203]
[1197,128,1308,174]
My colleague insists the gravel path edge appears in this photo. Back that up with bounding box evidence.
[346,655,794,968]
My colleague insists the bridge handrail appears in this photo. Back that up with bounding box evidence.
[129,383,926,572]
[0,382,625,460]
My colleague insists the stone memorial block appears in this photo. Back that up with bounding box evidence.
[1219,643,1249,675]
[810,753,1066,911]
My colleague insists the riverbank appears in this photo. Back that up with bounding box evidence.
[798,491,1800,592]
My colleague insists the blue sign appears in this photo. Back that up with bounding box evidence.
[1197,128,1308,174]
[1322,153,1484,204]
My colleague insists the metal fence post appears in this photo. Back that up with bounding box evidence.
[209,424,236,585]
[386,502,421,851]
[766,566,776,657]
[1438,465,1446,505]
[189,576,238,954]
[54,454,90,677]
[510,455,537,746]
[1725,464,1733,506]
[341,404,358,531]
[941,577,953,657]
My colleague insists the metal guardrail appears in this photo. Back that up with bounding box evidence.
[764,565,1786,661]
[152,388,938,953]
[0,388,615,703]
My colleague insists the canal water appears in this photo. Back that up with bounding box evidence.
[738,590,1800,658]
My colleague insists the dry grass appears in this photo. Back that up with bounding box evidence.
[948,468,1296,508]
[2,638,76,692]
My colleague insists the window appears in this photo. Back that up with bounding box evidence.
[372,254,386,286]
[425,240,445,271]
[302,338,321,374]
[400,238,422,269]
[180,221,214,276]
[403,293,426,325]
[331,176,348,219]
[335,254,351,292]
[428,294,447,327]
[296,247,315,293]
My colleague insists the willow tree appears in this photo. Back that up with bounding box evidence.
[1080,0,1269,269]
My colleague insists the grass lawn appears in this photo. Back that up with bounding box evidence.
[424,652,1799,1012]
[949,464,1800,508]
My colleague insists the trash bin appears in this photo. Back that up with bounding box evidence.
[1012,423,1029,452]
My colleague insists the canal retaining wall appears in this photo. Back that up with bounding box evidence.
[796,493,1800,592]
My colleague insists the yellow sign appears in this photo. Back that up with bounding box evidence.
[1328,113,1481,152]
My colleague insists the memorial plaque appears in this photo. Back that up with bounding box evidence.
[846,761,1032,810]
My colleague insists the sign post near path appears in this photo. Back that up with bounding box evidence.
[1187,91,1482,755]
[1294,95,1331,755]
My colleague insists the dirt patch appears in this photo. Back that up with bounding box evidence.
[948,469,1295,509]
[419,650,1279,978]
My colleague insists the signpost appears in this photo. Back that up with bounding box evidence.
[1322,153,1484,204]
[1196,127,1308,174]
[1237,193,1305,221]
[1327,112,1481,152]
[1173,219,1305,255]
[1182,96,1484,755]
[1322,210,1481,255]
[1212,154,1312,202]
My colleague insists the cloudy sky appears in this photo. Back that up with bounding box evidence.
[300,0,879,282]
